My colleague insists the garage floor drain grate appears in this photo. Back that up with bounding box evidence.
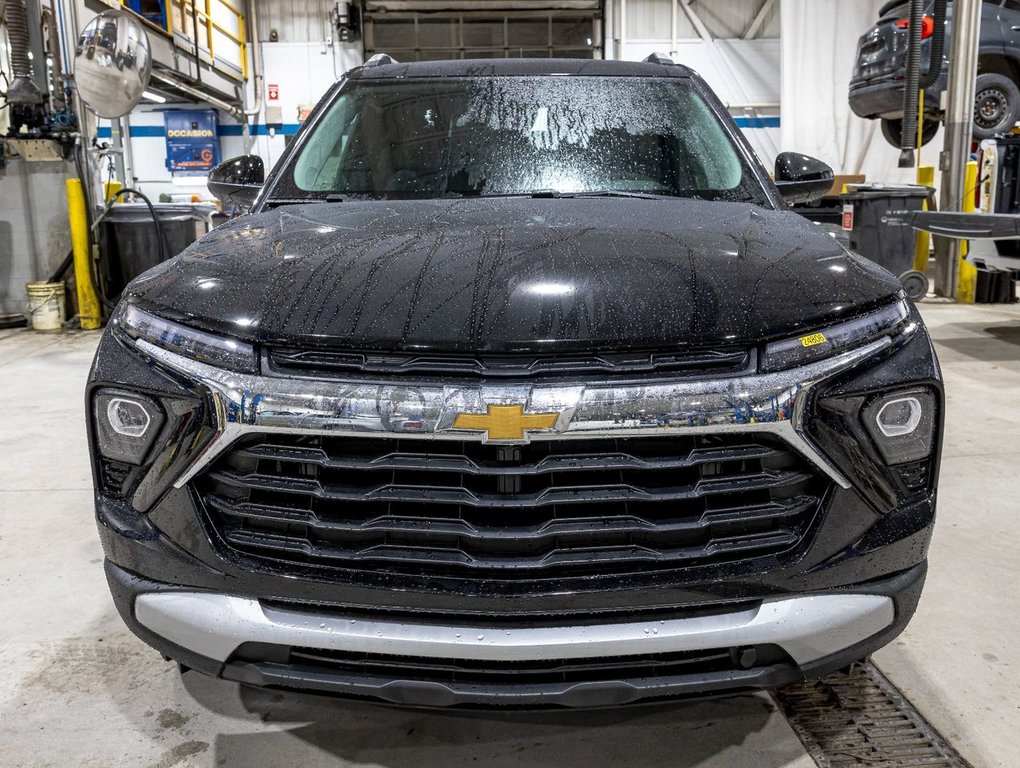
[772,661,973,768]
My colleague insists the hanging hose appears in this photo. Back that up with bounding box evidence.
[5,0,32,79]
[899,0,925,167]
[4,0,42,106]
[920,0,949,90]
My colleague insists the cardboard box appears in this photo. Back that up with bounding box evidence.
[827,175,867,197]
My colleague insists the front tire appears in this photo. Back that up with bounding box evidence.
[973,73,1020,140]
[880,117,939,149]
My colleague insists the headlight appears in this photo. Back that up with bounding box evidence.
[862,388,937,465]
[114,302,257,373]
[761,298,911,372]
[93,389,165,464]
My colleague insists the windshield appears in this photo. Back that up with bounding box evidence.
[270,76,769,204]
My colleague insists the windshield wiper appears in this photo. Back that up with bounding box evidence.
[266,193,348,207]
[529,189,664,200]
[576,190,665,200]
[264,198,318,208]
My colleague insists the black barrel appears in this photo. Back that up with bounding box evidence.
[839,184,932,278]
[98,203,215,299]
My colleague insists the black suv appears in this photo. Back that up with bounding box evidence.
[850,0,1020,145]
[88,55,942,708]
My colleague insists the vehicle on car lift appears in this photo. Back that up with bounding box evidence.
[850,0,1020,146]
[88,54,943,708]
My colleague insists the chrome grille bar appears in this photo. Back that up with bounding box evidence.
[131,335,898,490]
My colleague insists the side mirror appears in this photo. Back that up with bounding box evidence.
[774,152,834,205]
[208,155,265,209]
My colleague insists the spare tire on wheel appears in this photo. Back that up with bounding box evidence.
[973,73,1020,140]
[899,270,930,300]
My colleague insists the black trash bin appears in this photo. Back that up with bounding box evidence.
[839,184,932,299]
[98,203,216,300]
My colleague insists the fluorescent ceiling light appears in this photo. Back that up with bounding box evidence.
[142,90,167,104]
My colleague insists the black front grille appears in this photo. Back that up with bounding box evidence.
[264,346,754,380]
[196,433,826,580]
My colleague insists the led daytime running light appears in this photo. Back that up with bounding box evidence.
[762,298,910,372]
[117,303,258,374]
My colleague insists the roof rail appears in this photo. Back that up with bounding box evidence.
[643,52,674,66]
[364,53,398,67]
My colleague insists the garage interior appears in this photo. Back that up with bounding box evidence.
[2,1,1019,767]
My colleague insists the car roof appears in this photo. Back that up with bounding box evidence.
[346,56,693,80]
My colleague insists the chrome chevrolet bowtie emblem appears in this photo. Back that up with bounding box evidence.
[452,404,558,443]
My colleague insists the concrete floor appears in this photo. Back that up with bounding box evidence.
[1,301,1018,768]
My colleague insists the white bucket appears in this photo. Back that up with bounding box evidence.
[26,281,67,332]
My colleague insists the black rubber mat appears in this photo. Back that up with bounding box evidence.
[772,662,974,767]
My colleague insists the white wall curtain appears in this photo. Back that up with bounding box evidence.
[780,0,943,182]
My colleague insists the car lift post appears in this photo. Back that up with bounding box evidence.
[934,0,982,298]
[914,88,935,276]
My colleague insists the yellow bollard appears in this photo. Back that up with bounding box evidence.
[917,89,925,160]
[103,181,123,203]
[66,179,102,329]
[956,161,979,304]
[914,165,935,273]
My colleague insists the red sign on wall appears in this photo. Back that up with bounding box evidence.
[267,83,280,101]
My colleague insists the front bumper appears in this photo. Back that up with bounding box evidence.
[107,560,926,708]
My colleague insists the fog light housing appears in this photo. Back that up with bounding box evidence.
[875,397,921,437]
[107,397,152,437]
[862,389,936,465]
[93,390,164,465]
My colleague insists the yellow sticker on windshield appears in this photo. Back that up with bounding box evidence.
[800,333,827,347]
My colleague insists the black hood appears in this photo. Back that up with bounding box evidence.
[127,197,902,353]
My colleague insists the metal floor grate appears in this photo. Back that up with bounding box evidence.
[772,661,974,768]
